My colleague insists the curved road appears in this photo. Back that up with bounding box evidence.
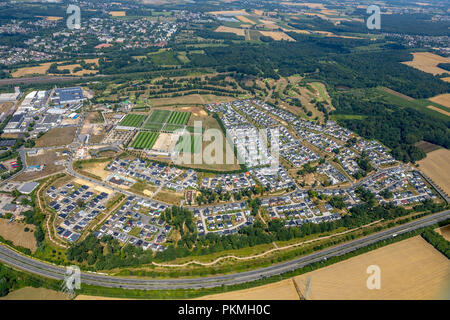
[0,210,448,290]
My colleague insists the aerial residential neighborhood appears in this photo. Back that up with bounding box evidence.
[0,0,448,304]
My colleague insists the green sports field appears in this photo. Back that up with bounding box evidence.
[130,132,160,149]
[119,114,146,127]
[167,111,191,125]
[146,109,171,124]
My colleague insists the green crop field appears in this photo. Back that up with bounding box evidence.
[146,109,171,124]
[167,111,191,125]
[119,114,146,127]
[131,132,160,149]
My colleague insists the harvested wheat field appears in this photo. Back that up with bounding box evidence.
[0,219,37,252]
[12,63,52,78]
[208,10,248,16]
[402,52,450,75]
[427,105,450,117]
[197,278,300,300]
[418,148,450,195]
[435,225,450,241]
[259,31,295,41]
[215,26,245,37]
[442,77,450,83]
[236,15,255,24]
[109,11,126,17]
[0,287,69,300]
[292,236,450,300]
[429,93,450,109]
[75,295,131,300]
[281,2,325,9]
[200,236,450,300]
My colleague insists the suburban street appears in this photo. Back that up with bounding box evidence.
[0,210,448,290]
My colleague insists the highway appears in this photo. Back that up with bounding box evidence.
[0,210,448,290]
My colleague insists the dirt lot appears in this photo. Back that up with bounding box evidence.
[0,219,37,252]
[402,52,450,75]
[201,236,450,300]
[34,127,77,147]
[15,149,67,182]
[429,93,450,109]
[0,287,68,300]
[0,102,14,113]
[73,177,113,194]
[417,148,450,195]
[76,160,111,181]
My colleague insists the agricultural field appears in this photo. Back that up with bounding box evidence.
[429,93,450,110]
[0,287,68,300]
[402,52,450,76]
[417,148,450,196]
[200,236,450,300]
[167,111,191,125]
[0,219,37,253]
[119,114,146,128]
[131,132,160,150]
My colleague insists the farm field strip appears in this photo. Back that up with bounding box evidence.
[119,114,146,127]
[131,132,160,149]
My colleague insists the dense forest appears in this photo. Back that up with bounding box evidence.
[332,92,450,162]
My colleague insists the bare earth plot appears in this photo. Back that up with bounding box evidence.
[435,225,450,241]
[200,237,450,300]
[0,219,37,252]
[402,52,450,76]
[417,148,450,196]
[15,149,67,182]
[34,127,76,147]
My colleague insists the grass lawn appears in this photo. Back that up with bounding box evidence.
[131,132,160,149]
[146,109,171,124]
[119,114,146,127]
